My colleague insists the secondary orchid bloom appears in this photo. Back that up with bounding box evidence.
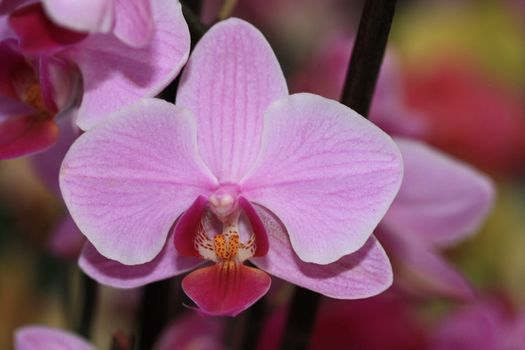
[432,298,525,350]
[15,327,94,350]
[15,315,223,350]
[377,139,494,299]
[0,0,190,159]
[39,0,154,48]
[154,312,225,350]
[292,37,495,299]
[61,18,403,316]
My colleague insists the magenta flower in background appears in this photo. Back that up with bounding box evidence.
[293,36,495,299]
[60,18,403,316]
[257,291,428,350]
[432,298,525,350]
[154,312,225,350]
[0,0,190,159]
[15,327,94,350]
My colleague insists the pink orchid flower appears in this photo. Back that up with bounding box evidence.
[0,0,189,159]
[60,18,404,316]
[292,37,495,299]
[16,314,223,350]
[15,327,94,350]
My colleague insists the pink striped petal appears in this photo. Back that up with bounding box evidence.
[250,205,393,298]
[242,93,403,264]
[380,230,475,300]
[60,99,216,265]
[176,18,288,182]
[182,263,271,316]
[69,0,189,130]
[0,114,58,159]
[79,231,202,289]
[382,138,495,248]
[113,0,153,48]
[41,0,114,34]
[15,326,94,350]
[8,3,87,54]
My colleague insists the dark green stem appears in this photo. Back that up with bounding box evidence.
[279,288,321,350]
[181,2,207,46]
[184,0,203,14]
[239,298,267,350]
[137,279,172,350]
[341,0,398,117]
[76,273,97,339]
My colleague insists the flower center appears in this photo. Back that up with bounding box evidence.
[195,215,256,264]
[24,83,48,115]
[12,68,53,118]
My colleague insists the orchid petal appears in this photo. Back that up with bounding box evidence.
[174,195,209,257]
[69,0,190,130]
[39,56,80,112]
[0,0,30,14]
[250,206,393,298]
[432,303,501,350]
[238,197,268,256]
[243,93,403,264]
[0,114,58,159]
[182,263,271,316]
[0,39,29,99]
[60,99,216,265]
[113,0,154,48]
[41,0,114,34]
[0,15,15,39]
[79,231,203,289]
[382,138,495,248]
[15,326,94,350]
[8,3,87,54]
[176,18,288,182]
[0,95,33,121]
[380,230,475,300]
